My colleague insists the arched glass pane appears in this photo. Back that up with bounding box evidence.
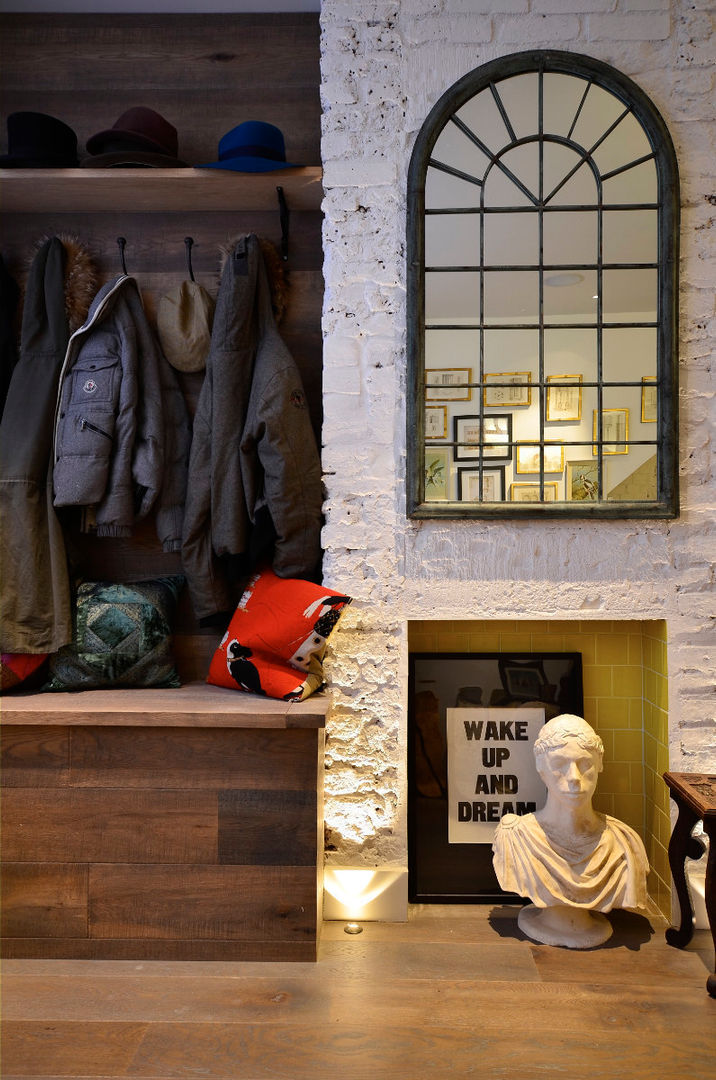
[542,73,590,137]
[543,143,597,205]
[426,166,481,209]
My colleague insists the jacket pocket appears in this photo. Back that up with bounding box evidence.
[53,410,116,507]
[69,353,118,405]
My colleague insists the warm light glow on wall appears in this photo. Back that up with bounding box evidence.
[323,867,407,921]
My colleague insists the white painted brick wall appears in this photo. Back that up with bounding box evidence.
[320,0,716,867]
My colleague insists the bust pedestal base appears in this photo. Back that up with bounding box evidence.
[518,903,613,949]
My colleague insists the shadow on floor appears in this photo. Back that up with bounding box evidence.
[488,903,655,950]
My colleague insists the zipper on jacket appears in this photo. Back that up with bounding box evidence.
[52,274,130,452]
[79,416,112,440]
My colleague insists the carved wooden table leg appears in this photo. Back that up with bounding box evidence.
[663,772,716,997]
[703,815,716,998]
[664,795,699,948]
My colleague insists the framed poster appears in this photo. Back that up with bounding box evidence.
[453,414,512,462]
[510,482,559,502]
[425,405,448,439]
[409,652,584,901]
[483,371,531,407]
[457,466,505,502]
[546,375,582,422]
[515,442,564,474]
[447,706,547,843]
[566,459,603,501]
[594,408,629,454]
[424,448,449,500]
[425,368,472,401]
[641,377,657,423]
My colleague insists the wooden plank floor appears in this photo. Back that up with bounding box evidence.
[2,904,714,1080]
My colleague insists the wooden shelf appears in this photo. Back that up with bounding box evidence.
[0,166,323,214]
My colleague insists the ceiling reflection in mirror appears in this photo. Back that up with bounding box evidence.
[409,51,678,517]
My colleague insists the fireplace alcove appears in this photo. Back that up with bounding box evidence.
[408,618,670,916]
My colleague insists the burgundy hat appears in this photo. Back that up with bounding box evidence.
[82,106,188,168]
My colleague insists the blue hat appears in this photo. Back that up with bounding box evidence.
[196,120,300,173]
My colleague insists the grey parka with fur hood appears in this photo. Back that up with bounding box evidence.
[181,234,322,622]
[0,236,95,653]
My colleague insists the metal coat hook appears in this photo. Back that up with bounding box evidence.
[117,236,128,275]
[184,236,196,282]
[276,186,289,261]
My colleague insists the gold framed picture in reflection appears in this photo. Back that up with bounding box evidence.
[641,377,657,423]
[566,459,603,501]
[510,482,559,502]
[425,405,448,439]
[425,368,472,401]
[593,408,629,455]
[546,374,582,422]
[424,448,450,500]
[483,371,531,407]
[515,441,564,474]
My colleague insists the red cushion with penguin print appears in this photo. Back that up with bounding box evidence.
[207,567,351,701]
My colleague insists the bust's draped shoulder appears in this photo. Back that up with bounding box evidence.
[492,812,648,911]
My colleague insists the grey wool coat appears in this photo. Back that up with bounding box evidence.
[53,274,190,552]
[181,234,323,622]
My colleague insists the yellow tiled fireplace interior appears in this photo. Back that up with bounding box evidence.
[408,619,671,915]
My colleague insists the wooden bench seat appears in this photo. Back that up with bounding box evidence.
[1,682,328,962]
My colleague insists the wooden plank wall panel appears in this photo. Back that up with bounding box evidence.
[0,726,70,787]
[1,789,218,864]
[88,864,317,941]
[0,937,316,961]
[0,14,321,166]
[68,726,319,789]
[1,864,88,939]
[218,789,318,865]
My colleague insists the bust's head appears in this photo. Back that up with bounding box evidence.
[534,714,603,806]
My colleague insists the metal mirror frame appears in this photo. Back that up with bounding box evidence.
[407,50,679,519]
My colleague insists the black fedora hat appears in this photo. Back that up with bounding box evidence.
[0,111,79,168]
[82,106,188,168]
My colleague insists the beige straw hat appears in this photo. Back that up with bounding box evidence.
[156,279,215,373]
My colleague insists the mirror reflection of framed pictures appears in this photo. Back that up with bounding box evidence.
[546,374,582,422]
[594,408,629,455]
[566,459,602,501]
[515,442,565,474]
[426,368,472,401]
[483,371,531,407]
[424,448,449,500]
[425,405,448,439]
[453,413,512,461]
[641,377,657,423]
[510,482,559,502]
[457,466,506,502]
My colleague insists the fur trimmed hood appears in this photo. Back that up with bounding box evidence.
[218,234,287,324]
[26,233,98,333]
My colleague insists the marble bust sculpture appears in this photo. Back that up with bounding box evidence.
[492,713,649,948]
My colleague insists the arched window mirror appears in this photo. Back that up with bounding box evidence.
[407,51,679,518]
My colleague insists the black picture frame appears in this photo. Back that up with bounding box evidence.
[453,413,512,462]
[457,465,506,502]
[408,651,583,903]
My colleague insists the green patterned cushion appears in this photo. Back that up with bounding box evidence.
[44,577,183,691]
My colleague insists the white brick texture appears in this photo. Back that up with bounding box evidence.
[320,0,716,867]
